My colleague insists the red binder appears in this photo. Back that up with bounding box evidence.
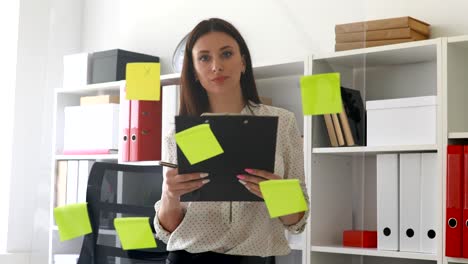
[343,230,377,248]
[463,145,468,258]
[121,128,130,161]
[129,99,162,161]
[120,89,131,162]
[447,145,463,257]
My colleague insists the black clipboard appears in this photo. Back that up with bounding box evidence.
[175,115,278,202]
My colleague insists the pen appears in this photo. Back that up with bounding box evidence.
[158,161,178,168]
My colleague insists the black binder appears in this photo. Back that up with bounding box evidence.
[341,87,366,146]
[175,115,278,202]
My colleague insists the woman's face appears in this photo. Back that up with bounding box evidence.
[192,31,246,96]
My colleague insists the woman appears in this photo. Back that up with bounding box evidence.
[154,18,308,264]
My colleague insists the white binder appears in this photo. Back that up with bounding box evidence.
[161,85,179,160]
[377,154,399,251]
[420,153,438,253]
[399,153,422,252]
[77,160,95,203]
[65,160,79,205]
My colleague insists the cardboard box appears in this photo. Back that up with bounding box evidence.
[63,104,119,153]
[80,95,120,106]
[343,230,377,248]
[366,96,436,146]
[63,53,92,88]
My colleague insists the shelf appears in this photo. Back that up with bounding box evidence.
[449,132,468,139]
[312,144,438,155]
[55,80,124,95]
[448,35,468,48]
[253,60,304,79]
[55,154,118,160]
[446,257,468,264]
[53,62,304,93]
[54,73,182,94]
[159,61,304,86]
[118,160,161,166]
[161,73,181,86]
[313,38,439,68]
[310,245,437,261]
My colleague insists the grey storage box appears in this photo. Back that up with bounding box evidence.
[91,49,160,84]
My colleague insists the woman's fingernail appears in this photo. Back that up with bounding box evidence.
[200,173,209,178]
[245,168,254,174]
[202,179,210,184]
[237,174,245,180]
[238,180,247,185]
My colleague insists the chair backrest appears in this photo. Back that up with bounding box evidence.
[78,162,168,264]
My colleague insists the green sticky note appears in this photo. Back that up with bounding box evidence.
[300,72,342,115]
[259,179,308,218]
[114,217,157,250]
[54,203,92,241]
[175,124,224,165]
[126,62,161,101]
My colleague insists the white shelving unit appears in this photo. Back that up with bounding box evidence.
[305,38,444,264]
[48,80,125,264]
[48,62,308,264]
[312,145,438,155]
[254,60,308,264]
[443,35,468,264]
[302,35,468,264]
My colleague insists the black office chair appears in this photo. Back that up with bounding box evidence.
[78,162,168,264]
[77,162,275,264]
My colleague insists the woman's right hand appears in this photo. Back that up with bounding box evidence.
[162,168,210,201]
[158,169,209,232]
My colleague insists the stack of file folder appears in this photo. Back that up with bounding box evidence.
[120,88,162,162]
[323,87,365,147]
[335,16,430,51]
[377,153,437,253]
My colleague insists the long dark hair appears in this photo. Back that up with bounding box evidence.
[179,18,260,116]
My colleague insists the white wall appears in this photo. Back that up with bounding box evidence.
[83,0,368,74]
[7,1,82,263]
[82,0,120,52]
[81,0,468,75]
[8,0,52,260]
[0,0,20,254]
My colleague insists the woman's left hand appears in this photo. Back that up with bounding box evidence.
[237,169,304,225]
[239,168,305,224]
[236,168,281,198]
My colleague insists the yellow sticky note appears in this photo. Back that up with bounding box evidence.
[175,124,224,165]
[54,203,92,241]
[300,73,342,115]
[126,62,161,101]
[114,217,157,250]
[259,179,308,218]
